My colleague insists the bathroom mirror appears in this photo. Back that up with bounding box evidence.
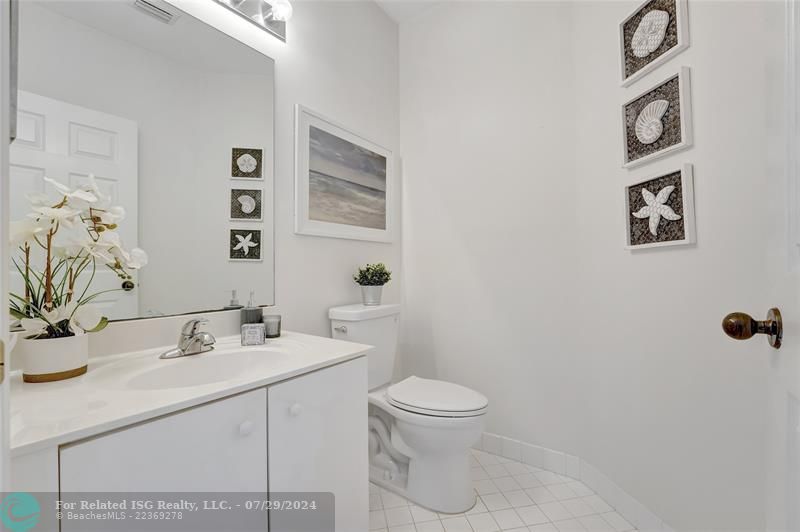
[10,0,275,322]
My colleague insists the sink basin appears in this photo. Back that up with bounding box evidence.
[121,349,287,390]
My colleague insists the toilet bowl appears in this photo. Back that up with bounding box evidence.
[329,304,488,514]
[369,377,487,513]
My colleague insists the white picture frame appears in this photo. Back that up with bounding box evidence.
[294,105,394,243]
[229,187,264,222]
[231,147,265,181]
[229,228,263,262]
[621,67,693,169]
[624,163,696,250]
[619,0,689,87]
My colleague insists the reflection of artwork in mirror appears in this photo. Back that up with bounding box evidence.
[13,0,276,320]
[231,147,263,179]
[230,189,263,221]
[230,229,262,261]
[295,105,393,243]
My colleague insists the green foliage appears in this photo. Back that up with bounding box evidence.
[353,263,392,286]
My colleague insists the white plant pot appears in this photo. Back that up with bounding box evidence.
[16,334,89,383]
[360,285,383,306]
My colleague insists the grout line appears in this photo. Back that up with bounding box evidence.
[368,449,636,532]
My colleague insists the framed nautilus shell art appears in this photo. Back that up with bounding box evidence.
[619,0,689,87]
[230,188,263,221]
[231,147,264,179]
[621,67,693,168]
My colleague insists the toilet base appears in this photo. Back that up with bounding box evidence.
[370,468,477,516]
[368,389,484,514]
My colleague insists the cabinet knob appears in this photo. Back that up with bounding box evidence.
[238,420,255,436]
[288,403,303,417]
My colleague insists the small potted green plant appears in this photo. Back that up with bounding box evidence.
[353,263,391,306]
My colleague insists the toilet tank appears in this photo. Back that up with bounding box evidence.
[329,304,400,390]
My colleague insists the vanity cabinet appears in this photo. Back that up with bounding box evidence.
[18,356,369,531]
[268,357,367,532]
[60,388,269,493]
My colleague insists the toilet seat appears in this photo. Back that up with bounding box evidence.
[387,376,488,418]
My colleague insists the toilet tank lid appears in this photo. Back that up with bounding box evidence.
[329,303,400,321]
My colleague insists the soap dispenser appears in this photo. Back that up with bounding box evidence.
[224,289,244,310]
[240,291,262,325]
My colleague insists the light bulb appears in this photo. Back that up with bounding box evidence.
[269,0,292,22]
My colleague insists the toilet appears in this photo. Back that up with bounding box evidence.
[329,303,488,514]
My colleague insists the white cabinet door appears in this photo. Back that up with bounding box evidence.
[268,357,367,532]
[60,388,267,493]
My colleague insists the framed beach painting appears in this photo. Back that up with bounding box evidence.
[619,0,689,87]
[294,105,394,243]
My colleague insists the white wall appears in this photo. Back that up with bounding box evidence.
[177,0,402,337]
[399,0,584,459]
[399,1,784,529]
[269,1,401,336]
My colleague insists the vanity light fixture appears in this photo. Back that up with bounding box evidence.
[214,0,289,42]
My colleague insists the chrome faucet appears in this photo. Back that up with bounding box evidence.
[160,318,216,359]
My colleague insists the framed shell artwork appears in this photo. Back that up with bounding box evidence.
[619,0,689,86]
[624,164,695,249]
[229,229,262,261]
[230,188,263,221]
[231,147,264,179]
[621,67,692,168]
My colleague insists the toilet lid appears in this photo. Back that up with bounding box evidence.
[387,376,488,417]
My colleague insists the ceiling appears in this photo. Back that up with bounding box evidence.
[374,0,444,24]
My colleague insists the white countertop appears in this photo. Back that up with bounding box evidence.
[10,331,372,457]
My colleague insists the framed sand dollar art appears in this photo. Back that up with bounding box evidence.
[619,0,689,87]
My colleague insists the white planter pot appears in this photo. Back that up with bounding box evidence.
[360,285,383,306]
[16,334,89,383]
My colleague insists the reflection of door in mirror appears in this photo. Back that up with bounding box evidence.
[10,91,139,320]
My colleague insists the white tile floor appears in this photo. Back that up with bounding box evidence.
[369,449,637,532]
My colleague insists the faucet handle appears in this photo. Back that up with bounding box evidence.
[181,318,208,336]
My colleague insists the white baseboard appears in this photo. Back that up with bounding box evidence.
[475,432,673,532]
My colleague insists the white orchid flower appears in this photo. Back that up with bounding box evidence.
[19,305,65,337]
[81,174,111,208]
[44,177,98,206]
[20,318,50,337]
[70,305,103,335]
[29,205,83,228]
[84,242,117,265]
[97,206,125,225]
[9,219,44,247]
[84,230,124,265]
[126,248,148,269]
[53,230,94,259]
[25,191,50,207]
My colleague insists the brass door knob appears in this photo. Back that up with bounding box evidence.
[722,308,782,349]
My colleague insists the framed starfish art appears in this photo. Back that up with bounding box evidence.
[619,0,689,87]
[624,164,696,250]
[229,229,262,261]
